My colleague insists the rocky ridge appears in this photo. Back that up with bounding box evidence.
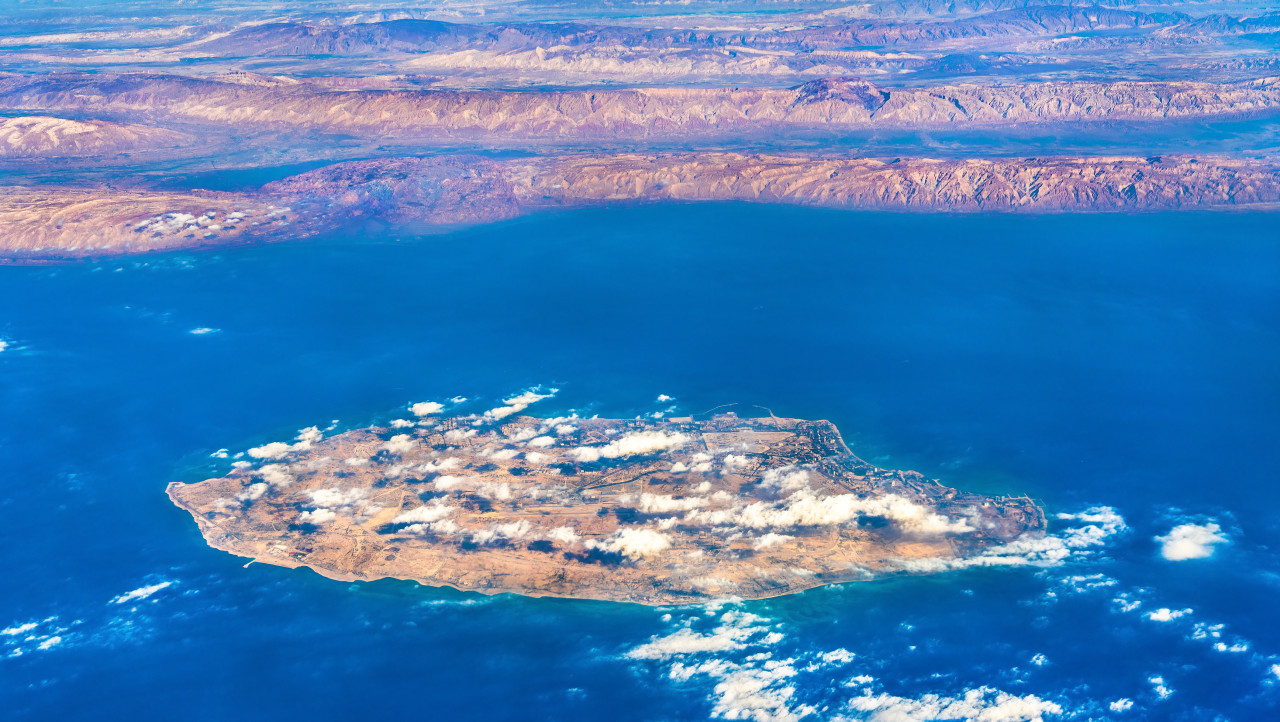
[5,152,1276,259]
[2,74,1277,145]
[0,116,189,157]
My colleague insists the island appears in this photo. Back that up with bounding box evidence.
[168,408,1044,604]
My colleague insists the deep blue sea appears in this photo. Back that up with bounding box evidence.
[1,205,1278,720]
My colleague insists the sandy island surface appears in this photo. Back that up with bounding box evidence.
[169,406,1044,604]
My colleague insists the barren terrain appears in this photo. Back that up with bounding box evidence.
[6,152,1275,259]
[2,0,1277,260]
[169,411,1044,604]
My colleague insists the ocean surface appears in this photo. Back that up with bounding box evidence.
[1,204,1278,720]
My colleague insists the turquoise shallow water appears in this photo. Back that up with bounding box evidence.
[1,204,1278,719]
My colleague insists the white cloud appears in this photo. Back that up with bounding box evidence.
[526,435,556,448]
[424,458,461,473]
[110,581,174,605]
[701,659,807,722]
[1148,676,1173,700]
[433,475,466,490]
[554,424,578,436]
[1146,607,1192,622]
[247,426,322,459]
[844,687,1063,721]
[410,401,445,416]
[628,605,1075,722]
[1110,596,1139,612]
[480,388,557,422]
[36,636,62,650]
[899,507,1127,572]
[1057,574,1116,594]
[1054,508,1127,547]
[475,481,513,501]
[571,430,690,463]
[688,575,737,592]
[402,518,460,537]
[393,502,456,525]
[1109,699,1134,713]
[2,622,38,636]
[687,490,970,535]
[628,612,772,660]
[758,467,811,494]
[390,419,415,428]
[294,426,322,446]
[382,434,417,455]
[189,327,219,335]
[657,394,674,402]
[307,487,368,508]
[1155,522,1228,561]
[444,428,476,444]
[632,610,813,722]
[246,441,293,459]
[1190,622,1223,640]
[257,464,294,487]
[546,526,581,545]
[472,519,533,545]
[671,462,689,473]
[298,508,337,524]
[236,482,267,502]
[753,533,793,550]
[819,649,855,666]
[637,493,707,513]
[587,527,672,561]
